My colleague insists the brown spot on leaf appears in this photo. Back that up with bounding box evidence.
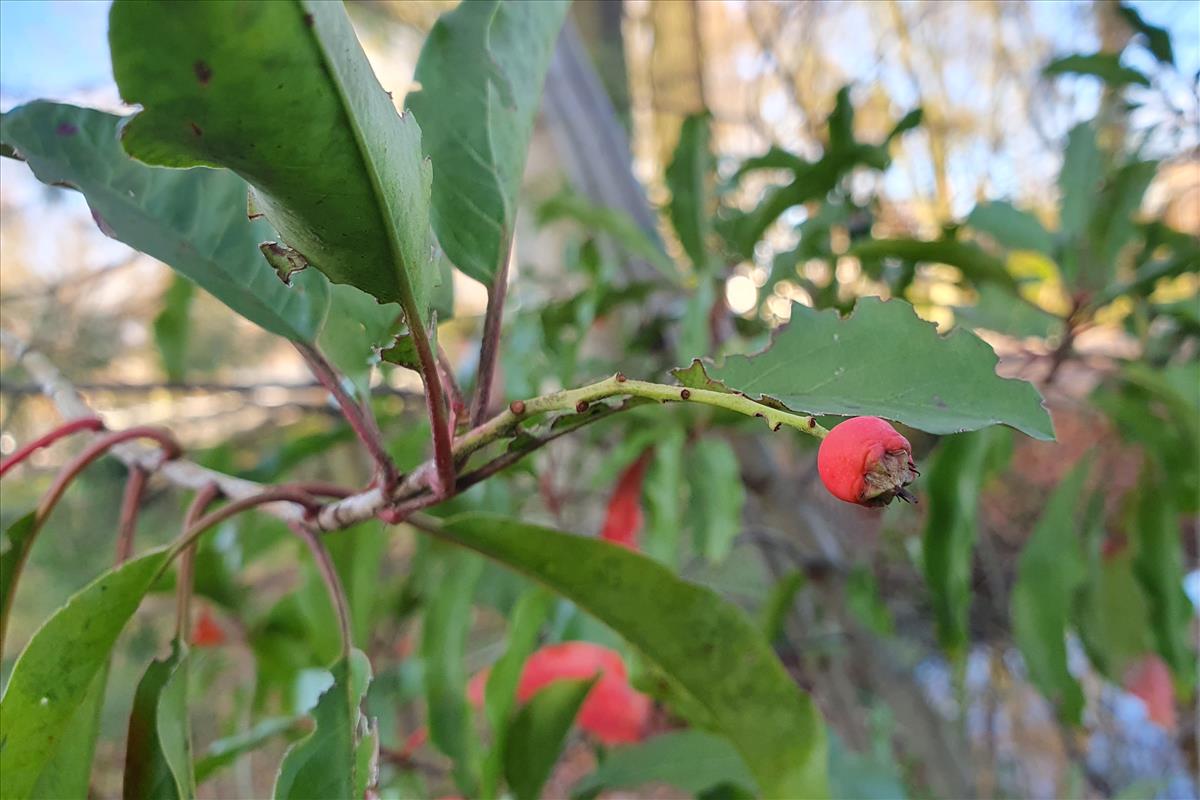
[55,122,77,136]
[303,12,314,26]
[189,121,203,137]
[193,59,212,85]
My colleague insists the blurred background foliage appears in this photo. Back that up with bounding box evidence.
[0,1,1197,798]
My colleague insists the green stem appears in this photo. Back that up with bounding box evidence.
[453,375,828,462]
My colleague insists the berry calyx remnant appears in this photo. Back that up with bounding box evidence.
[817,416,918,506]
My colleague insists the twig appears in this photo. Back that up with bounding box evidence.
[397,298,456,499]
[470,242,512,427]
[115,466,148,564]
[291,522,353,659]
[176,483,222,641]
[0,416,105,477]
[0,425,182,655]
[294,341,397,489]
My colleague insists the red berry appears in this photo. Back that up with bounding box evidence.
[1124,654,1177,732]
[817,416,918,506]
[190,608,226,648]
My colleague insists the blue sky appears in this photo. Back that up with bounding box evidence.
[2,0,1198,106]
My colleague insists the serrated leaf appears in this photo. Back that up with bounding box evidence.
[273,649,372,800]
[124,640,195,799]
[504,677,597,800]
[0,102,328,341]
[571,730,756,799]
[110,0,436,312]
[1012,460,1089,725]
[0,550,171,799]
[967,201,1055,255]
[666,112,716,273]
[1044,52,1151,88]
[408,0,570,284]
[701,297,1053,439]
[433,513,829,799]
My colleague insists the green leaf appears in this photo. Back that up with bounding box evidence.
[195,717,303,784]
[1044,53,1151,88]
[571,730,756,799]
[422,549,484,796]
[701,297,1053,439]
[953,285,1064,340]
[326,521,388,648]
[1117,3,1174,64]
[482,588,555,799]
[921,430,1010,654]
[1132,471,1195,689]
[849,238,1016,289]
[1058,123,1104,253]
[885,108,924,143]
[0,511,38,650]
[967,201,1055,255]
[432,513,829,799]
[0,102,328,341]
[1012,461,1089,724]
[319,285,402,397]
[760,572,806,645]
[153,275,195,383]
[537,191,678,281]
[1088,160,1159,291]
[31,664,109,800]
[124,640,195,799]
[642,428,686,568]
[666,112,716,273]
[0,549,170,799]
[504,677,597,800]
[686,437,746,563]
[110,0,436,312]
[408,0,570,284]
[273,649,372,800]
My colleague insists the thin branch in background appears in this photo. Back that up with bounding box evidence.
[291,522,353,659]
[0,416,106,477]
[0,381,421,399]
[0,254,140,304]
[470,239,512,428]
[175,482,222,641]
[294,341,398,489]
[114,466,148,564]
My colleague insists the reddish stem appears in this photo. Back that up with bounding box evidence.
[114,466,148,564]
[400,299,456,498]
[437,345,466,431]
[167,488,323,560]
[0,416,105,477]
[295,342,397,489]
[291,522,353,658]
[470,245,511,427]
[176,483,222,641]
[1,426,180,656]
[36,426,181,520]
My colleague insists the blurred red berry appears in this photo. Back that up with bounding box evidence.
[517,641,651,744]
[1124,654,1177,732]
[191,608,226,648]
[817,416,918,506]
[600,451,652,549]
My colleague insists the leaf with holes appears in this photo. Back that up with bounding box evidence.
[0,103,328,342]
[110,0,436,314]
